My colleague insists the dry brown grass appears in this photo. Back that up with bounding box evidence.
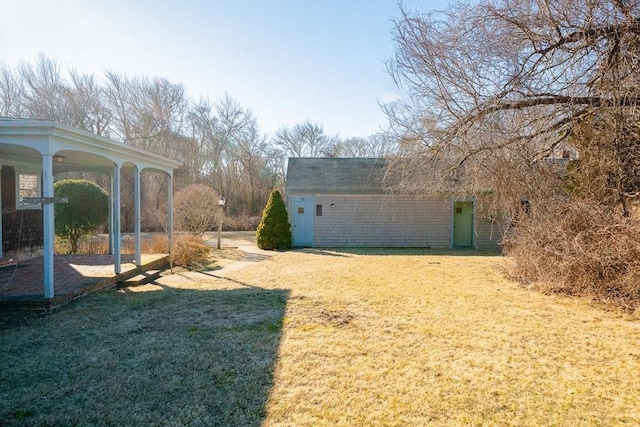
[55,233,213,269]
[166,234,210,268]
[2,249,639,425]
[228,249,640,426]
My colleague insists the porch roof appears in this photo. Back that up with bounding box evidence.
[0,117,181,301]
[0,117,181,174]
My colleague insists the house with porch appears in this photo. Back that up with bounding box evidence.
[285,157,501,249]
[0,118,181,302]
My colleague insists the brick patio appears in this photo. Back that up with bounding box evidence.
[0,254,169,311]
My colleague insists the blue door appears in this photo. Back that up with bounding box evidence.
[292,198,313,247]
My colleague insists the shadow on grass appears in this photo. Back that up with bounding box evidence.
[0,283,289,426]
[297,247,502,257]
[0,309,44,330]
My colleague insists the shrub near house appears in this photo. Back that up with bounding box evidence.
[257,190,292,250]
[54,179,108,254]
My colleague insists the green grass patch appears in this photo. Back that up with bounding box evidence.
[0,282,288,426]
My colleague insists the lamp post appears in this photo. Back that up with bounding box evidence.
[217,196,226,249]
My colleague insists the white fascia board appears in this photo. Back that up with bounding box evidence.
[0,119,182,173]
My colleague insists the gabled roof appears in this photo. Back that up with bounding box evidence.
[285,157,389,195]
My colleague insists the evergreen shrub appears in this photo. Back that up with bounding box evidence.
[256,190,292,250]
[54,179,109,254]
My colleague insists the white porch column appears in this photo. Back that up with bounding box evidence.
[112,164,122,274]
[167,174,173,256]
[42,154,55,299]
[134,166,141,266]
[108,171,114,255]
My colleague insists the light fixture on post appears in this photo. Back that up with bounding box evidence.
[52,154,65,163]
[217,196,226,249]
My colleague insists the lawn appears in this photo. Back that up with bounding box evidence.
[1,249,639,426]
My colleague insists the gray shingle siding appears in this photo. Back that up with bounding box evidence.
[285,158,501,249]
[311,195,451,247]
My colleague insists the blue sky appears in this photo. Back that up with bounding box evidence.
[0,0,450,138]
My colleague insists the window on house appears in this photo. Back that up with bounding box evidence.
[17,172,41,210]
[316,204,322,216]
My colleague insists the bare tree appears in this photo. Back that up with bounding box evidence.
[273,120,335,158]
[1,55,300,227]
[104,71,187,155]
[0,65,26,117]
[331,137,369,157]
[103,71,190,231]
[17,54,68,122]
[385,0,639,213]
[0,54,111,135]
[66,69,111,135]
[104,70,136,140]
[332,134,399,157]
[173,184,221,236]
[185,97,220,184]
[213,95,277,216]
[385,0,640,308]
[231,126,272,215]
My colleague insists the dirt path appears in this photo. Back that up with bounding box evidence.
[202,230,258,248]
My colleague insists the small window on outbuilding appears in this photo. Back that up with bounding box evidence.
[316,204,322,216]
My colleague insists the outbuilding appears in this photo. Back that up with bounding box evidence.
[285,157,500,249]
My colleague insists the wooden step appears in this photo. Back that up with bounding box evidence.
[117,270,162,288]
